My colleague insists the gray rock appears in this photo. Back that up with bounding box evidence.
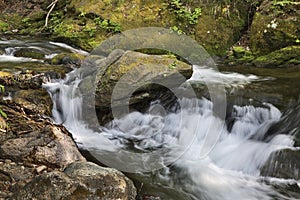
[0,125,85,169]
[13,88,53,116]
[10,162,137,200]
[261,149,300,180]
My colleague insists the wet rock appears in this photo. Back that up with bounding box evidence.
[10,161,137,200]
[14,47,45,59]
[261,149,300,180]
[264,103,300,145]
[50,53,85,68]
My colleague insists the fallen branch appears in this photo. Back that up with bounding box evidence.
[44,0,58,27]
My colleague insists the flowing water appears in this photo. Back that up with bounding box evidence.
[1,39,300,199]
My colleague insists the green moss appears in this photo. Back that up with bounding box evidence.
[14,50,45,59]
[0,20,9,32]
[232,46,247,58]
[50,53,85,65]
[253,45,300,67]
[225,46,255,65]
[250,0,299,55]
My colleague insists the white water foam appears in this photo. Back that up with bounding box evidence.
[189,65,274,88]
[49,42,90,56]
[44,65,299,200]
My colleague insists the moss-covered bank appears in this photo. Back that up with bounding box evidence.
[0,0,299,67]
[0,0,256,57]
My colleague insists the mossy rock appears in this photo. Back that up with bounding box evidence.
[14,48,45,59]
[79,50,192,109]
[250,0,300,55]
[225,46,255,65]
[252,45,300,67]
[69,0,174,30]
[194,2,252,57]
[232,46,247,58]
[50,53,85,67]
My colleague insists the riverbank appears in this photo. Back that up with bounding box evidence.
[0,0,299,67]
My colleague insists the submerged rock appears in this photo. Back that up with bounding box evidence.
[14,48,45,59]
[10,161,137,200]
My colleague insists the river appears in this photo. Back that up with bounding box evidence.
[0,38,299,200]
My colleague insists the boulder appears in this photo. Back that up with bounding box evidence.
[79,50,193,111]
[252,46,300,67]
[0,125,85,168]
[10,161,137,200]
[86,50,192,109]
[250,0,300,55]
[50,53,85,68]
[261,149,300,180]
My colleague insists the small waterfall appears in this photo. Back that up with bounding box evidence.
[44,62,299,199]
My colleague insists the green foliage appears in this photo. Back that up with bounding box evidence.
[168,0,202,25]
[0,21,9,32]
[48,11,63,32]
[0,85,6,119]
[94,18,121,33]
[170,26,185,35]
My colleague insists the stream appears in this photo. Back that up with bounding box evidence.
[1,38,300,200]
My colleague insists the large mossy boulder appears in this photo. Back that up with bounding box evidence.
[81,50,192,109]
[77,49,192,124]
[250,0,300,55]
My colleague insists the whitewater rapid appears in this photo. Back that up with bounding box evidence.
[44,65,299,200]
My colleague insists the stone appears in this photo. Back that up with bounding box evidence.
[250,0,300,55]
[14,48,45,59]
[0,126,85,168]
[13,88,53,116]
[252,46,300,67]
[50,53,85,68]
[35,165,47,174]
[261,149,300,180]
[10,162,137,200]
[88,50,192,108]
